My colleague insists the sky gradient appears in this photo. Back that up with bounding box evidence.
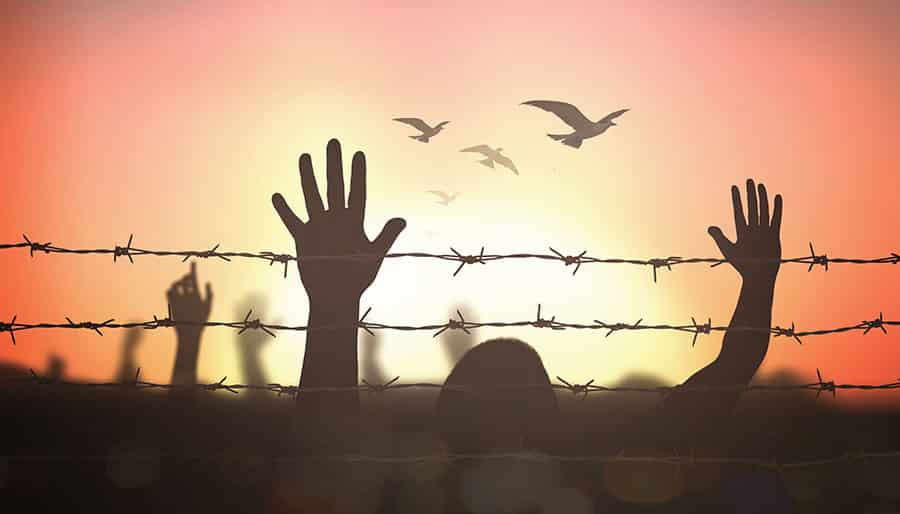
[2,1,900,407]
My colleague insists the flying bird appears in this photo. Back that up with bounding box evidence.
[460,145,518,175]
[428,190,460,206]
[393,117,450,143]
[521,100,629,149]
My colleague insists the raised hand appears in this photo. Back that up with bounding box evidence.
[708,179,783,283]
[168,262,213,386]
[271,138,406,305]
[662,179,785,428]
[167,262,213,338]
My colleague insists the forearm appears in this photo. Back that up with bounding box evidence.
[297,296,361,411]
[171,332,202,385]
[711,276,776,385]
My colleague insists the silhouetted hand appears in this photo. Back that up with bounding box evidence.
[272,139,406,304]
[167,262,213,341]
[708,179,782,283]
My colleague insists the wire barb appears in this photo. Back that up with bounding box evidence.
[549,247,587,275]
[64,317,114,336]
[433,309,470,337]
[1,315,16,345]
[862,312,888,335]
[602,318,643,338]
[807,242,829,272]
[113,234,135,264]
[261,252,293,278]
[450,247,486,276]
[359,307,375,336]
[773,322,802,344]
[22,234,52,257]
[815,368,836,398]
[182,243,232,263]
[361,376,400,393]
[237,309,276,338]
[532,304,564,330]
[648,257,681,283]
[557,376,594,400]
[690,317,712,347]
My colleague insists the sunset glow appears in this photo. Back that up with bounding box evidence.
[3,1,900,408]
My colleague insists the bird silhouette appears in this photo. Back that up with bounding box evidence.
[428,190,460,206]
[522,100,628,149]
[460,145,518,175]
[393,117,450,143]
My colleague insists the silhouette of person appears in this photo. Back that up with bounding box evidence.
[115,327,143,384]
[233,293,274,398]
[435,338,564,513]
[168,262,213,387]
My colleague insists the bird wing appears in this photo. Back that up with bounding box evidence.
[494,154,518,175]
[393,118,433,133]
[460,145,493,156]
[434,121,451,130]
[522,100,593,130]
[427,190,451,201]
[599,108,629,124]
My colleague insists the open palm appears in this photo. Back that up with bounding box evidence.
[272,139,406,304]
[708,179,783,282]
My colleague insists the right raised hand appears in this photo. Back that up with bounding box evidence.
[271,138,406,305]
[707,179,783,284]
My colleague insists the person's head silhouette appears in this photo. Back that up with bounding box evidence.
[436,338,559,454]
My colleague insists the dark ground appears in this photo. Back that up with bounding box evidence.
[1,364,899,514]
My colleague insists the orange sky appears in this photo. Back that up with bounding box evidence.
[2,1,899,407]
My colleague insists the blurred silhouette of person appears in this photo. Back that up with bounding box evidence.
[168,262,213,387]
[115,327,143,384]
[45,354,65,382]
[234,293,274,398]
[360,330,388,387]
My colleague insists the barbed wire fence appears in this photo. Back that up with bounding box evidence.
[4,450,900,469]
[3,366,899,398]
[0,304,894,347]
[3,234,900,479]
[3,235,899,280]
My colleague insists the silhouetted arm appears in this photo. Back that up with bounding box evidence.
[168,263,213,386]
[234,294,275,391]
[115,327,143,384]
[271,138,405,418]
[662,180,783,416]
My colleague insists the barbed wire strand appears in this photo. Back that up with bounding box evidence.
[3,366,898,397]
[4,235,900,281]
[2,451,900,469]
[0,305,895,346]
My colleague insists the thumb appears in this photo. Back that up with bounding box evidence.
[707,226,735,258]
[372,218,406,255]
